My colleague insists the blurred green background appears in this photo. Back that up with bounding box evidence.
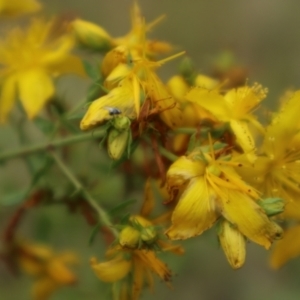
[1,0,300,299]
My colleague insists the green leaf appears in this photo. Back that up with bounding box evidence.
[1,189,28,206]
[89,222,102,246]
[108,199,137,216]
[120,213,130,225]
[34,117,56,135]
[1,158,53,206]
[82,60,101,80]
[187,132,197,152]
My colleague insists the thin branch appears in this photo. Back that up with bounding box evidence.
[50,151,118,237]
[0,130,105,162]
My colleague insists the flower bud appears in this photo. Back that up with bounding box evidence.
[130,215,157,245]
[218,220,246,269]
[119,226,141,249]
[257,197,285,217]
[108,128,129,160]
[112,116,131,131]
[72,19,112,51]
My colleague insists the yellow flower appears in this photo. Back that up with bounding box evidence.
[165,148,282,251]
[72,2,171,57]
[117,178,182,252]
[81,51,184,131]
[91,177,183,299]
[0,0,41,17]
[91,247,176,300]
[270,224,300,269]
[0,18,85,122]
[185,83,267,162]
[167,75,219,152]
[15,240,78,300]
[80,77,136,130]
[113,2,172,56]
[237,91,300,213]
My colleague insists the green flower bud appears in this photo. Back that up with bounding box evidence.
[257,197,285,217]
[108,128,129,160]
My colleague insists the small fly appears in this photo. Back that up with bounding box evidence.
[104,106,122,116]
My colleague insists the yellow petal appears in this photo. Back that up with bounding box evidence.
[140,178,155,217]
[106,63,131,86]
[101,46,127,78]
[185,87,230,121]
[46,257,77,284]
[80,80,136,130]
[80,95,112,130]
[263,91,300,159]
[49,55,86,77]
[167,156,206,188]
[224,84,266,119]
[90,256,131,283]
[167,75,189,102]
[218,219,246,269]
[270,224,300,269]
[0,0,41,17]
[132,254,144,300]
[132,75,141,118]
[31,277,58,300]
[0,74,17,122]
[195,74,218,89]
[166,178,218,239]
[136,250,172,283]
[220,189,283,249]
[18,69,54,119]
[40,35,74,67]
[229,119,256,163]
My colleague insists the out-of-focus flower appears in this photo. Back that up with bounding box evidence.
[165,146,283,257]
[0,18,85,122]
[186,83,267,162]
[15,240,78,300]
[167,74,219,153]
[270,224,300,269]
[80,51,184,132]
[91,178,183,299]
[237,91,300,215]
[72,2,172,56]
[0,0,41,17]
[91,247,173,300]
[118,178,181,252]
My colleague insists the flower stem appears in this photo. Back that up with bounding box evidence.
[0,130,105,162]
[50,151,118,237]
[143,136,178,162]
[173,127,209,135]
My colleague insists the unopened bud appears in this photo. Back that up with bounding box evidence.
[72,19,112,51]
[119,226,140,249]
[108,128,129,160]
[218,220,246,269]
[257,197,285,217]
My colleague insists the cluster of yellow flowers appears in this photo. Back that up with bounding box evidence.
[1,0,300,299]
